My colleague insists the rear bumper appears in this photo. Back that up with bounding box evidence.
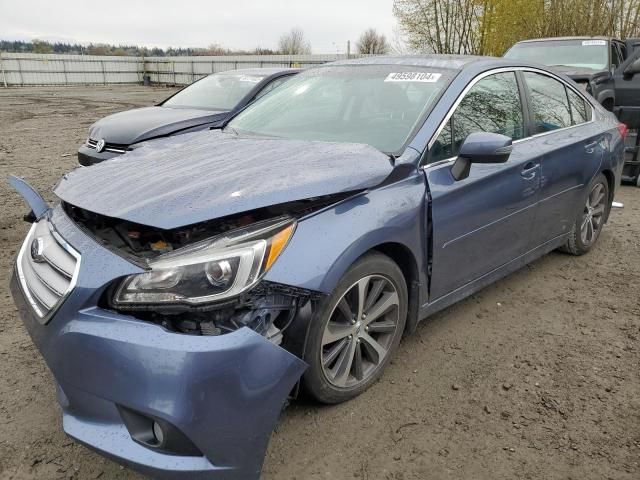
[9,209,307,479]
[77,144,120,166]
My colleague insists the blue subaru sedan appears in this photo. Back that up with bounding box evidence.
[9,55,625,479]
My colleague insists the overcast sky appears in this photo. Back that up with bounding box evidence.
[0,0,398,53]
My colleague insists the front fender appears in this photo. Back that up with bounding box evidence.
[264,173,428,297]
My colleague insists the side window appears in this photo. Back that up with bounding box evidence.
[253,76,289,101]
[567,88,590,125]
[430,120,453,162]
[611,43,623,69]
[523,72,572,133]
[430,71,524,162]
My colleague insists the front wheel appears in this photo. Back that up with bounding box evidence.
[302,253,407,404]
[561,173,609,255]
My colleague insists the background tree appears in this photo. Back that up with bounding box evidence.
[394,0,640,56]
[393,0,484,54]
[32,39,53,54]
[278,28,312,54]
[478,0,544,55]
[356,28,391,54]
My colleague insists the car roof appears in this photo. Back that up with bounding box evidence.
[328,54,523,71]
[215,67,301,76]
[514,36,618,44]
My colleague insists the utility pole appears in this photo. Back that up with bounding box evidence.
[347,40,351,59]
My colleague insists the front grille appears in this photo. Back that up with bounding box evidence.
[16,218,81,324]
[87,138,128,154]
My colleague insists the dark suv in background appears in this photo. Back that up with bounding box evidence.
[78,68,299,166]
[505,36,640,184]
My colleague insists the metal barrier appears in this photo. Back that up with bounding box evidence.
[0,53,363,86]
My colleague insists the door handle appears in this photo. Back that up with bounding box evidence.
[585,140,599,153]
[521,162,539,179]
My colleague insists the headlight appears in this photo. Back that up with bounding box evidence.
[113,218,295,308]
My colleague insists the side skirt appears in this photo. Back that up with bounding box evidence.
[419,233,569,320]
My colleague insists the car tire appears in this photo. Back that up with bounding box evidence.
[561,173,609,256]
[302,252,407,404]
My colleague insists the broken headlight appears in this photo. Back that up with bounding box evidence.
[113,218,295,308]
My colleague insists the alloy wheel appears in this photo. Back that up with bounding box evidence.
[580,182,606,246]
[321,275,400,388]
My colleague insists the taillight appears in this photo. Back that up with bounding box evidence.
[618,123,628,140]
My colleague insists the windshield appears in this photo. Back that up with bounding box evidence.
[227,65,452,154]
[162,72,266,110]
[504,39,608,71]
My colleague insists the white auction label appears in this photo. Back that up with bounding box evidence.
[384,72,442,83]
[582,40,606,46]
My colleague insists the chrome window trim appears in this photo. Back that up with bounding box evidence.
[421,66,597,170]
[15,219,81,325]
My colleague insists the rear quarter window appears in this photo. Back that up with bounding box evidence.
[566,88,590,125]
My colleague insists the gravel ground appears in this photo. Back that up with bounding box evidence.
[0,86,639,480]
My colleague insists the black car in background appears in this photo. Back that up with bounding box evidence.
[78,68,300,165]
[505,37,640,185]
[504,37,636,108]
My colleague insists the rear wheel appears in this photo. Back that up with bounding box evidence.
[302,253,407,404]
[561,173,609,255]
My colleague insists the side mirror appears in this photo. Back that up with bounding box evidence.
[451,132,512,181]
[623,58,640,77]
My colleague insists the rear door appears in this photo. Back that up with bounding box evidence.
[424,70,540,301]
[521,71,605,246]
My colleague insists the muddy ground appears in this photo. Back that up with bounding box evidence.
[0,86,638,480]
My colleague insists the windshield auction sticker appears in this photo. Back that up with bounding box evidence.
[582,40,607,46]
[385,72,442,82]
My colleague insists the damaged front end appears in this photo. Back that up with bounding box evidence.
[8,177,350,480]
[62,195,341,343]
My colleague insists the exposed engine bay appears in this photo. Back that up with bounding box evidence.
[63,192,352,260]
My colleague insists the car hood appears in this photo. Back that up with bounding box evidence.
[548,65,605,80]
[88,106,229,145]
[55,130,394,229]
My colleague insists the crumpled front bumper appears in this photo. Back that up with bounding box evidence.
[9,205,307,480]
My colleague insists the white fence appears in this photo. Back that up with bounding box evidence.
[0,52,364,86]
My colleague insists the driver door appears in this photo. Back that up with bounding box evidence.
[613,51,640,128]
[424,71,541,301]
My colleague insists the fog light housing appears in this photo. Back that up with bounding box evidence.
[117,405,202,456]
[152,421,165,445]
